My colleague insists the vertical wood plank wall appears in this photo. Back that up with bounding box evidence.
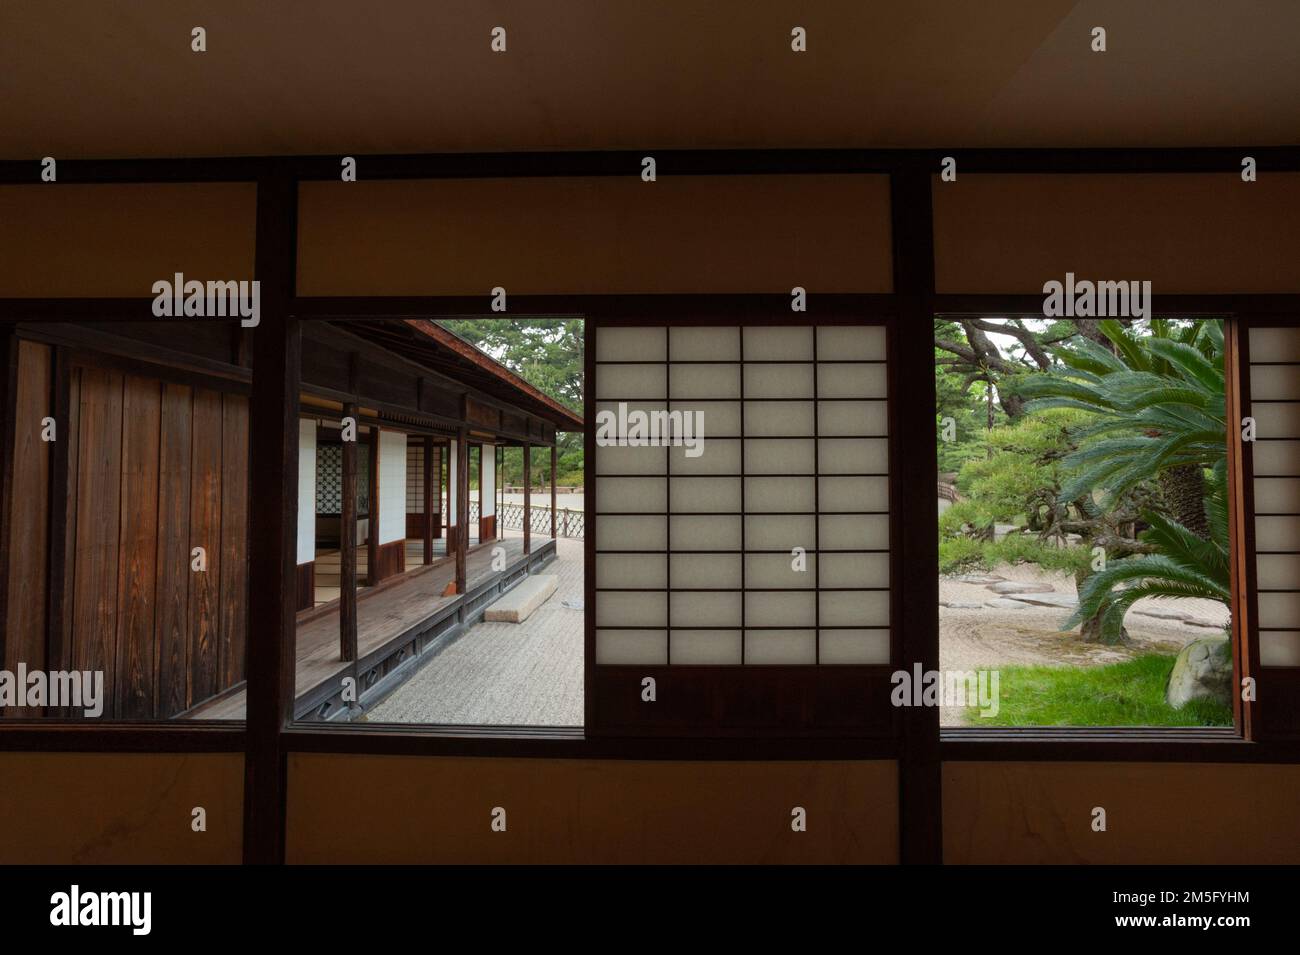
[5,360,252,720]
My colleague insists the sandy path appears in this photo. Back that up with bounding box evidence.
[939,563,1228,726]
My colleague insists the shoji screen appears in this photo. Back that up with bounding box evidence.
[592,323,894,735]
[1249,327,1300,670]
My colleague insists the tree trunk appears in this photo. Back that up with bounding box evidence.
[1159,464,1209,539]
[1075,567,1130,645]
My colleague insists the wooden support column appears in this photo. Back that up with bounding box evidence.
[422,436,434,565]
[523,441,531,555]
[0,325,17,676]
[455,428,468,594]
[366,426,380,585]
[45,346,71,674]
[550,443,558,539]
[243,165,299,867]
[340,401,358,662]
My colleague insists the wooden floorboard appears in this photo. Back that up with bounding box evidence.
[185,535,548,720]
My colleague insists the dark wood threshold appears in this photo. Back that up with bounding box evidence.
[0,723,245,752]
[941,725,1300,762]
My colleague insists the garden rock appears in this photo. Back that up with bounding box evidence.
[1135,607,1192,622]
[942,600,985,609]
[1166,635,1232,709]
[985,598,1031,610]
[1005,592,1079,609]
[988,581,1055,595]
[953,574,1005,585]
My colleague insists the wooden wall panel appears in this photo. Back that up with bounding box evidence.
[932,173,1300,294]
[0,183,257,298]
[71,367,122,702]
[113,375,161,719]
[3,341,51,717]
[0,753,243,864]
[219,393,249,688]
[188,389,224,705]
[155,383,194,717]
[287,755,898,864]
[297,176,894,295]
[943,761,1300,864]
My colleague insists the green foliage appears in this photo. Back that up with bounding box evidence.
[961,654,1233,727]
[438,318,585,485]
[939,533,1091,577]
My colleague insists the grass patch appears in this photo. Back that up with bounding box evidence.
[964,653,1233,727]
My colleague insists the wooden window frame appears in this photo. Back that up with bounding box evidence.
[1,151,1299,869]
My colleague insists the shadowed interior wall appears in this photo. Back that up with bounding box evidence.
[932,173,1300,293]
[943,761,1300,864]
[296,176,894,295]
[58,363,249,719]
[0,183,256,297]
[0,753,243,863]
[286,754,898,863]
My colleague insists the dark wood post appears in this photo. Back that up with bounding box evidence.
[455,428,468,594]
[45,346,71,675]
[0,326,17,677]
[423,436,434,564]
[340,402,358,662]
[550,442,558,539]
[522,441,531,555]
[366,425,380,585]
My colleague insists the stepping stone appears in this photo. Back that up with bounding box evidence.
[941,600,985,609]
[1005,592,1079,609]
[953,574,1005,585]
[988,581,1056,595]
[985,598,1031,610]
[484,575,558,623]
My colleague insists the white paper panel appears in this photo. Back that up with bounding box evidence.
[1255,515,1300,552]
[597,554,667,589]
[818,400,889,436]
[671,592,743,628]
[481,446,495,517]
[1257,554,1300,591]
[671,630,743,665]
[744,326,814,361]
[596,476,666,513]
[670,439,741,475]
[378,429,408,545]
[595,362,666,399]
[670,515,742,551]
[595,400,667,431]
[596,629,667,665]
[744,514,815,551]
[1254,478,1300,513]
[671,400,742,437]
[818,438,889,474]
[744,591,816,627]
[745,553,816,589]
[1252,402,1300,439]
[669,326,740,361]
[595,515,667,551]
[1253,440,1300,475]
[819,629,891,664]
[597,326,666,362]
[744,438,815,474]
[595,444,667,475]
[1257,592,1300,629]
[1260,631,1300,667]
[297,419,317,564]
[817,326,886,361]
[1250,365,1300,400]
[744,363,814,399]
[670,363,741,399]
[1249,327,1300,361]
[819,514,890,550]
[744,400,814,436]
[819,475,890,512]
[448,440,457,525]
[745,476,816,512]
[670,554,742,589]
[819,553,890,589]
[745,630,816,664]
[820,590,890,627]
[596,591,668,628]
[669,476,741,512]
[818,363,888,399]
